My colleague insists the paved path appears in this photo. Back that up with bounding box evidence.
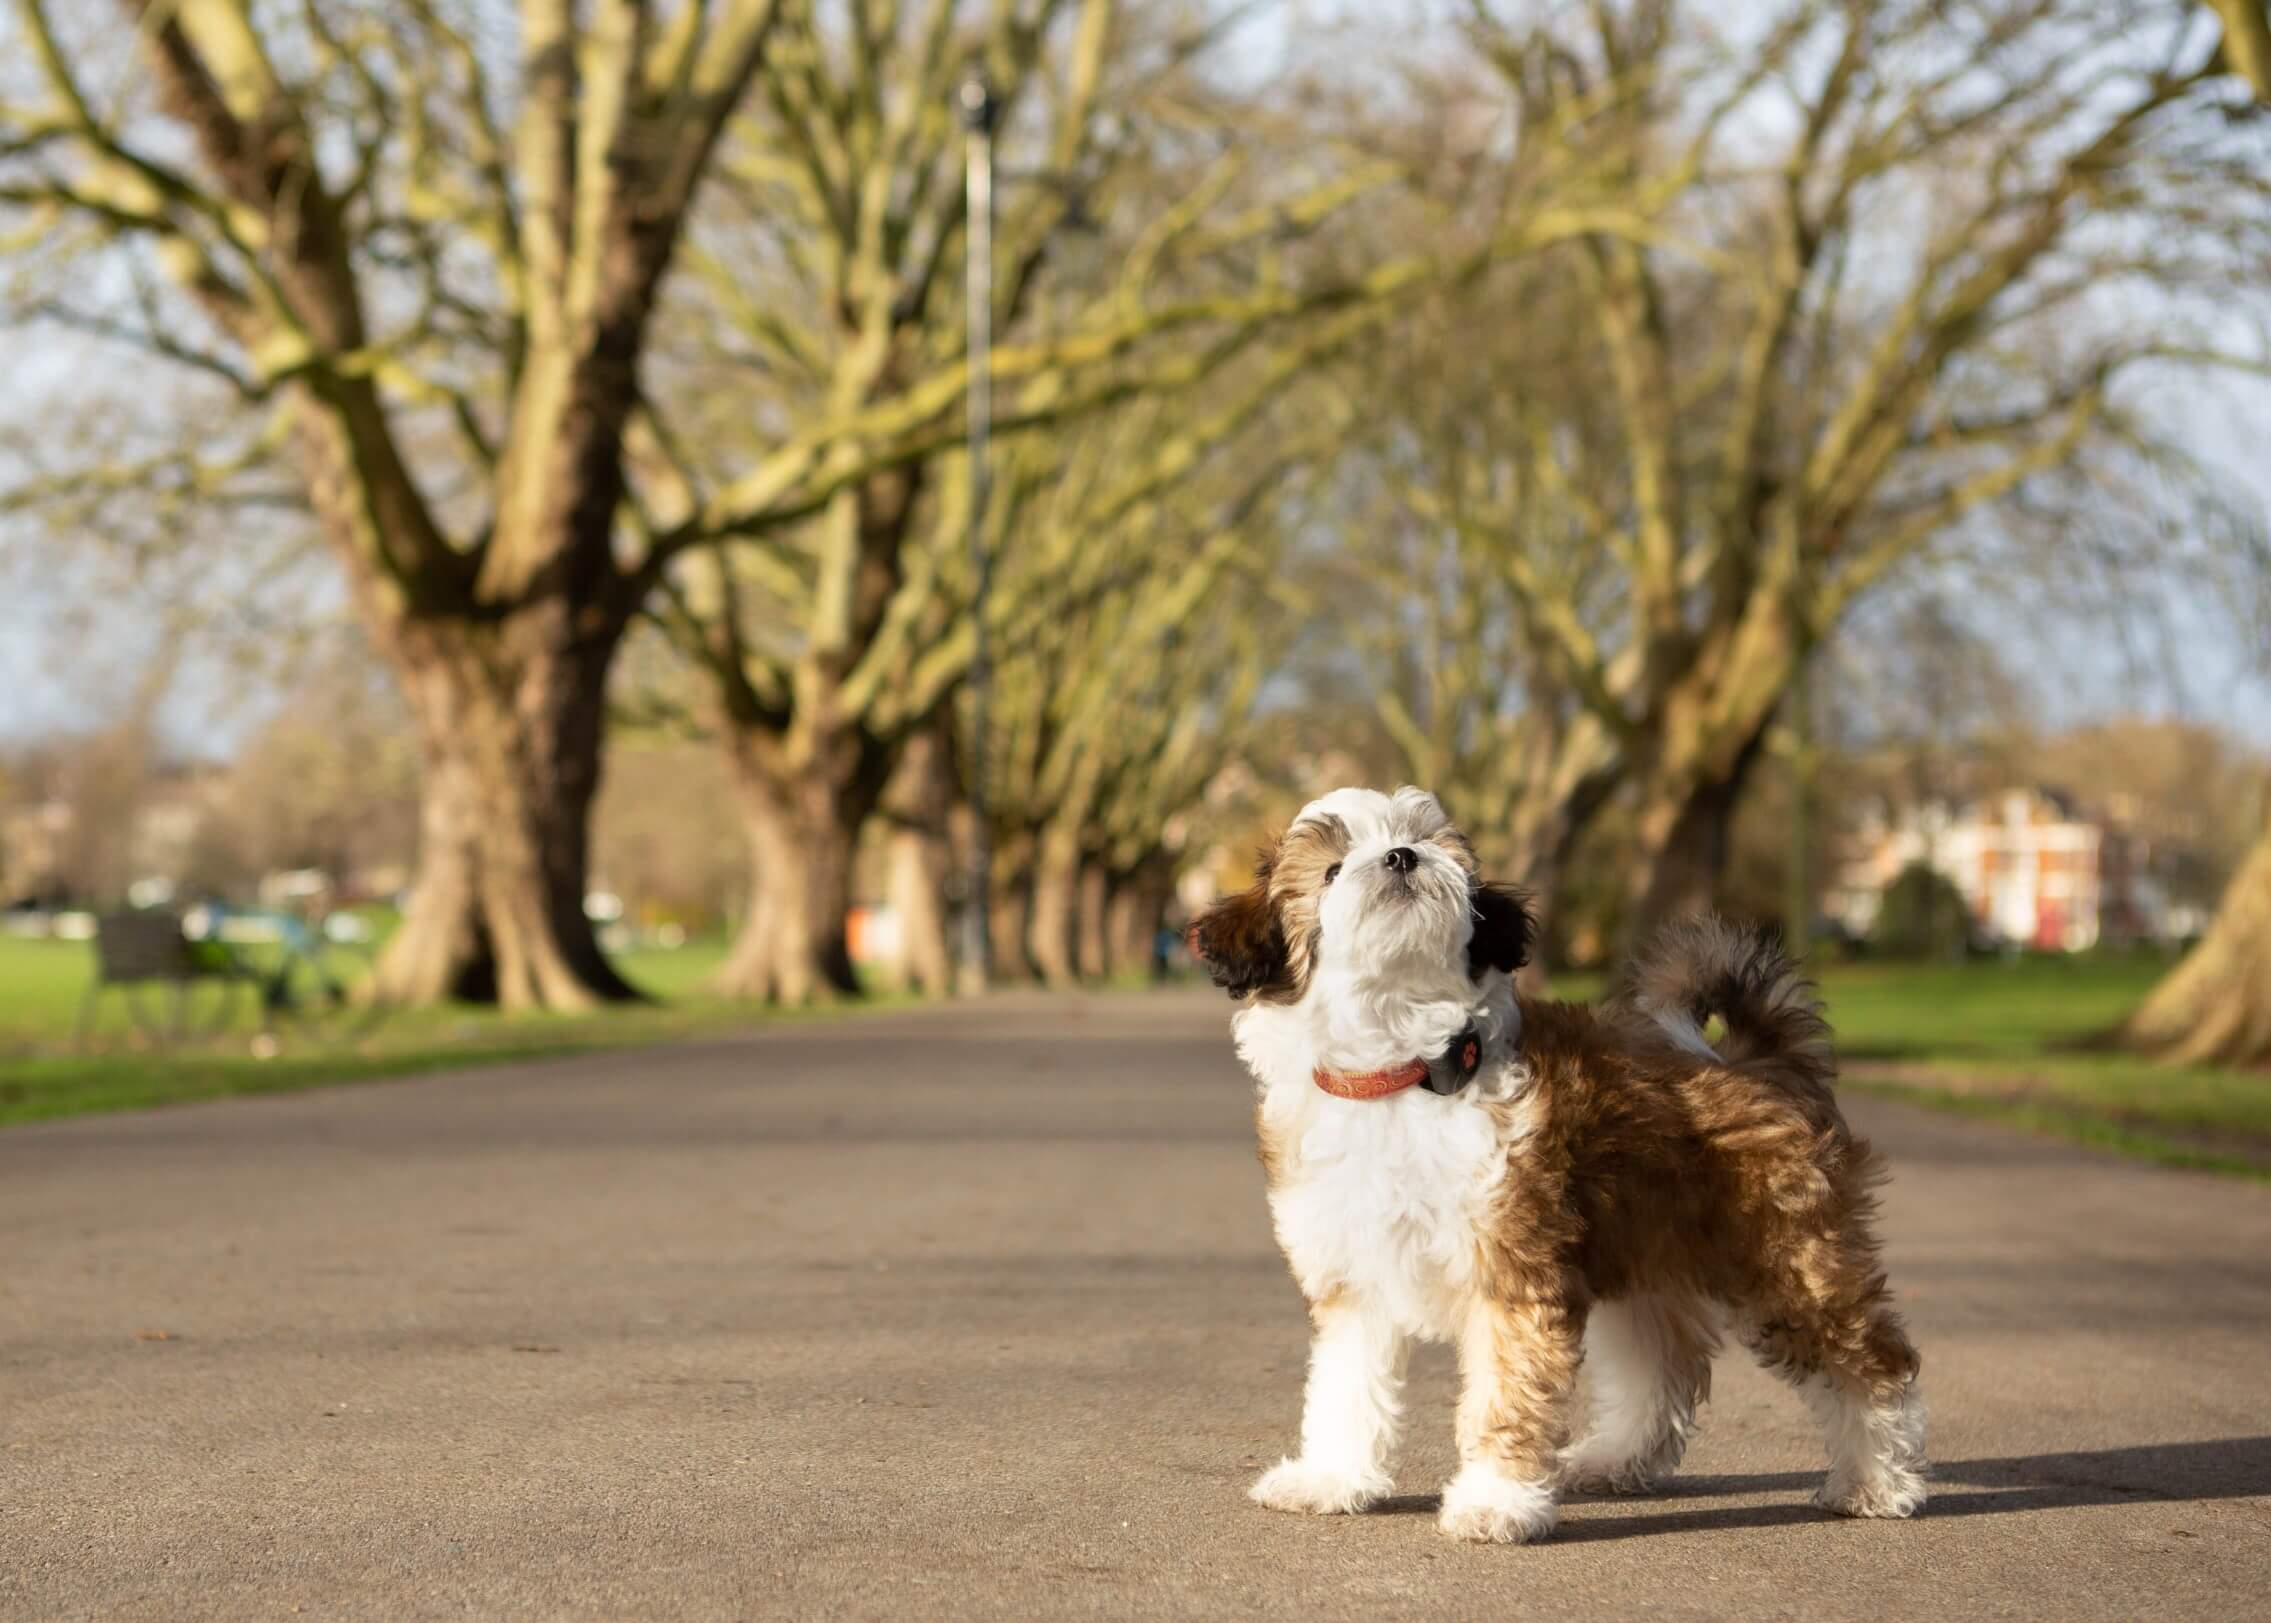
[3,992,2267,1620]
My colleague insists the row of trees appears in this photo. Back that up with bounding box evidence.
[3,1,2268,1061]
[0,0,1660,1008]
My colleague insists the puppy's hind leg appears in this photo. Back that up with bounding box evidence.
[1745,1291,1926,1520]
[1562,1291,1718,1495]
[1250,1291,1408,1515]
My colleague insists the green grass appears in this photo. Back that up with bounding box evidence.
[0,933,93,1048]
[1811,952,2165,1061]
[0,933,910,1129]
[1809,952,2271,1181]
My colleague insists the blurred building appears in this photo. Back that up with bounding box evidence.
[1829,787,2207,951]
[0,769,407,911]
[0,798,71,904]
[2,766,228,902]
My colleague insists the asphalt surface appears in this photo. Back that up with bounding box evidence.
[3,990,2267,1620]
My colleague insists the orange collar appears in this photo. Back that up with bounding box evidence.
[1311,1024,1484,1101]
[1311,1058,1430,1100]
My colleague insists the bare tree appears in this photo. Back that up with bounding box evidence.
[2120,0,2271,1064]
[1360,0,2271,944]
[0,2,813,1005]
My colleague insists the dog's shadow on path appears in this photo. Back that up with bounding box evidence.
[1367,1437,2271,1542]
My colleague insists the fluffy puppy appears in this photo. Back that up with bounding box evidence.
[1190,786,1924,1544]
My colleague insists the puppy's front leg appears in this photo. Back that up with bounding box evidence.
[1440,1293,1584,1543]
[1250,1291,1407,1515]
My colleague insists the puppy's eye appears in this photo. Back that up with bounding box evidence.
[1323,863,1341,886]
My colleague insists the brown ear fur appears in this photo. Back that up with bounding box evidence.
[1188,864,1292,1000]
[1468,881,1534,979]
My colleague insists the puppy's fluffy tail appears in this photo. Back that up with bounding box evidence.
[1622,915,1834,1083]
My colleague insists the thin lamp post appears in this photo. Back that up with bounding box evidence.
[959,71,998,994]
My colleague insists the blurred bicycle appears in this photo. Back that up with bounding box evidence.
[186,902,392,1047]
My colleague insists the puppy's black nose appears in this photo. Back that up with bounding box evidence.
[1383,846,1418,874]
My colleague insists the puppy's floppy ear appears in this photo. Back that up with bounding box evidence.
[1467,881,1534,979]
[1187,866,1289,1000]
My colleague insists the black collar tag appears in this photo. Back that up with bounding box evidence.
[1422,1024,1483,1096]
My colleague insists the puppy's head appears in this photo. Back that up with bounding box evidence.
[1188,786,1532,1002]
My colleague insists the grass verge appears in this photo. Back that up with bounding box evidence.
[1812,952,2271,1181]
[0,935,910,1129]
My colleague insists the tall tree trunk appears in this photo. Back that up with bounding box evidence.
[1076,860,1112,981]
[1105,858,1174,980]
[701,462,920,1004]
[371,610,639,1010]
[294,289,657,1015]
[1026,752,1106,988]
[1105,869,1150,979]
[878,727,954,997]
[989,836,1040,985]
[885,828,953,996]
[1027,826,1084,988]
[2123,824,2271,1066]
[714,729,886,1005]
[1478,719,1624,978]
[1509,859,1561,998]
[1623,724,1773,947]
[377,745,495,1003]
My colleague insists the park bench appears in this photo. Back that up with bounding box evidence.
[76,910,245,1047]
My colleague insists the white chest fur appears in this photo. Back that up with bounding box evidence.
[1239,1006,1512,1340]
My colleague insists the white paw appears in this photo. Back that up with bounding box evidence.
[1249,1456,1389,1515]
[1437,1461,1558,1544]
[1816,1467,1927,1519]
